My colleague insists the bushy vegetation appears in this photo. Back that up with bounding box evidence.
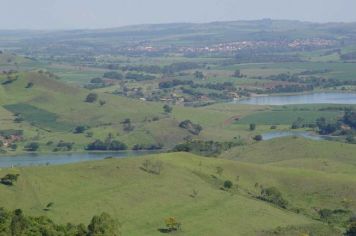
[121,118,135,132]
[141,159,163,175]
[223,180,233,189]
[132,143,163,150]
[74,125,89,134]
[259,187,289,209]
[163,104,172,113]
[24,142,39,151]
[1,174,19,186]
[178,120,203,135]
[125,72,156,81]
[173,140,243,156]
[86,139,127,151]
[103,71,123,80]
[85,93,98,103]
[0,208,119,236]
[162,217,181,233]
[54,141,74,151]
[253,134,263,141]
[316,109,356,137]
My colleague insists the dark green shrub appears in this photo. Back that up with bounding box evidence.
[10,144,17,150]
[25,142,39,151]
[74,126,88,134]
[260,187,288,209]
[249,123,256,131]
[224,180,233,189]
[346,222,356,236]
[25,82,34,88]
[88,212,119,236]
[1,174,20,186]
[85,93,98,103]
[103,71,123,80]
[179,120,203,135]
[163,104,173,113]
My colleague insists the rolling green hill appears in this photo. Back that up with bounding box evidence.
[0,70,264,153]
[220,137,356,218]
[0,152,343,235]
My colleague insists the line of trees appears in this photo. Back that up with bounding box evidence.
[0,208,119,236]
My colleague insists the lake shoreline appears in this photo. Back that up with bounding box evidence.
[0,150,163,168]
[233,92,356,105]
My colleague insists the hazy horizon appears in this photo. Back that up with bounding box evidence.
[1,0,356,30]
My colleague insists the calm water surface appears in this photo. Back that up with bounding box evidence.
[0,151,158,168]
[234,93,356,105]
[262,131,323,141]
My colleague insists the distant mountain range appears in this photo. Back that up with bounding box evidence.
[1,19,356,55]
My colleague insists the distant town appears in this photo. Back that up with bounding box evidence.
[121,38,336,54]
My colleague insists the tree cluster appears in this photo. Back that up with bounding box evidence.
[179,120,203,135]
[0,208,119,236]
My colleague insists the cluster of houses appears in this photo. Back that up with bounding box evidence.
[116,38,336,55]
[0,132,23,148]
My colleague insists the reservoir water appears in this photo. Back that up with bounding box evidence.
[262,131,324,141]
[234,92,356,105]
[0,151,158,168]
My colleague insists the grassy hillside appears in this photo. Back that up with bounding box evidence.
[221,137,356,169]
[220,137,356,217]
[0,70,266,153]
[0,152,341,235]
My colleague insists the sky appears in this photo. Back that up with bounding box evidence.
[1,0,356,29]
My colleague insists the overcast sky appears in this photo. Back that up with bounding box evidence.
[1,0,356,29]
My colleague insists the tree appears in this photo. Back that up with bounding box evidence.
[249,123,256,131]
[25,82,34,88]
[25,142,39,151]
[224,180,233,189]
[87,212,119,236]
[44,202,55,211]
[103,71,123,80]
[85,93,98,103]
[10,209,27,236]
[141,160,163,175]
[163,104,173,113]
[10,143,17,151]
[164,217,181,232]
[346,221,356,236]
[319,208,333,222]
[343,109,356,129]
[291,117,305,129]
[74,126,88,134]
[346,135,355,144]
[86,140,107,151]
[194,71,204,79]
[109,140,128,151]
[14,116,24,123]
[99,100,106,106]
[86,138,127,151]
[260,187,288,209]
[179,120,203,135]
[90,77,104,83]
[122,119,134,132]
[0,208,119,236]
[1,174,20,186]
[233,69,242,78]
